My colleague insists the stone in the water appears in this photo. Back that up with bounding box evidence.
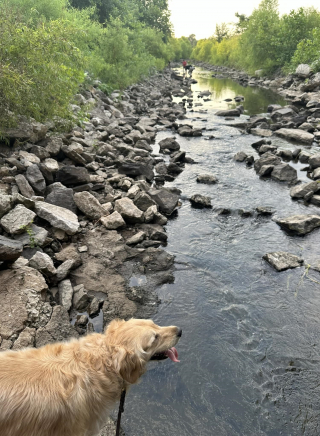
[0,205,36,235]
[263,252,304,271]
[309,153,320,169]
[254,152,281,173]
[274,214,320,235]
[259,165,274,177]
[158,137,180,152]
[190,194,212,208]
[290,181,320,199]
[256,207,275,216]
[215,109,240,117]
[196,174,218,184]
[271,164,297,182]
[275,128,314,144]
[234,152,248,162]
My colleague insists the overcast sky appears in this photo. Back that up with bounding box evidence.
[169,0,318,39]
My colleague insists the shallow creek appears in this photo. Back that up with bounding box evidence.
[121,70,320,436]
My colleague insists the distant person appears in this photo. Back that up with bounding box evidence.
[182,60,187,72]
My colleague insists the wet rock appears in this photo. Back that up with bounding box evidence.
[36,305,78,347]
[100,211,125,230]
[271,164,297,182]
[256,207,275,216]
[259,165,274,177]
[178,125,193,136]
[270,107,296,121]
[274,214,320,235]
[313,168,320,180]
[250,128,273,137]
[73,284,90,311]
[46,184,77,213]
[299,151,311,163]
[275,128,314,144]
[309,153,320,169]
[28,252,56,277]
[55,166,90,186]
[0,194,13,218]
[35,202,79,235]
[114,197,144,224]
[254,152,281,173]
[234,151,248,162]
[0,266,48,339]
[158,137,180,152]
[58,279,73,311]
[277,149,293,160]
[75,314,88,327]
[73,191,105,220]
[148,188,180,215]
[88,297,100,317]
[290,181,320,198]
[263,252,304,271]
[259,144,278,154]
[196,174,218,184]
[292,148,302,159]
[310,195,320,207]
[0,235,23,261]
[15,174,35,198]
[215,109,240,117]
[0,205,36,235]
[190,194,212,208]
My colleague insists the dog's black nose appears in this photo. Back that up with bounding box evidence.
[177,328,182,337]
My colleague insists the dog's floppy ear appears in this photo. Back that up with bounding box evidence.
[113,346,145,384]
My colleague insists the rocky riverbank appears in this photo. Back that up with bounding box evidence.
[0,68,199,435]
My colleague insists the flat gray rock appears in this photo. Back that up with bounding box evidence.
[196,174,218,184]
[290,181,320,198]
[271,164,297,182]
[0,205,36,235]
[35,201,79,235]
[74,191,105,220]
[190,194,212,208]
[275,128,314,144]
[100,211,125,229]
[0,235,23,261]
[263,252,303,271]
[274,214,320,235]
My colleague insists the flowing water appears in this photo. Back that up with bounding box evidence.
[121,69,320,436]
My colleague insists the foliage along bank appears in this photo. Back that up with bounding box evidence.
[0,0,194,130]
[192,0,320,77]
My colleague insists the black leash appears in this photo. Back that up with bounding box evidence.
[116,389,126,436]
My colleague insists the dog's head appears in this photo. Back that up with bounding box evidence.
[105,319,182,384]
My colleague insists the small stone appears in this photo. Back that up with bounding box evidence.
[100,211,126,229]
[28,252,56,277]
[126,231,146,245]
[14,174,35,198]
[73,285,90,311]
[78,245,88,253]
[73,191,106,220]
[114,197,144,223]
[58,279,73,311]
[196,174,218,184]
[263,252,303,271]
[55,259,75,282]
[190,194,212,208]
[234,152,248,162]
[88,297,100,317]
[75,315,88,327]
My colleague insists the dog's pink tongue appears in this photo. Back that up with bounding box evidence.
[165,347,180,363]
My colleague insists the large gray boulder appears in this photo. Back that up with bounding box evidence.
[1,205,36,235]
[73,191,105,220]
[35,201,79,235]
[290,181,320,198]
[46,184,77,213]
[270,107,296,121]
[14,224,48,247]
[296,64,311,78]
[275,128,314,144]
[309,153,320,169]
[271,164,297,182]
[158,137,180,152]
[263,252,304,271]
[275,214,320,235]
[118,161,154,182]
[55,166,90,186]
[254,152,281,173]
[114,197,144,224]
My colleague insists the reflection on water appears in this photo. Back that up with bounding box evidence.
[121,70,320,436]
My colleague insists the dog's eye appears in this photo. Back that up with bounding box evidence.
[155,334,159,340]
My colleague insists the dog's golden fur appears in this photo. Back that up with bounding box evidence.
[0,318,181,436]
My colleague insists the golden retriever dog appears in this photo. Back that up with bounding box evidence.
[0,318,182,436]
